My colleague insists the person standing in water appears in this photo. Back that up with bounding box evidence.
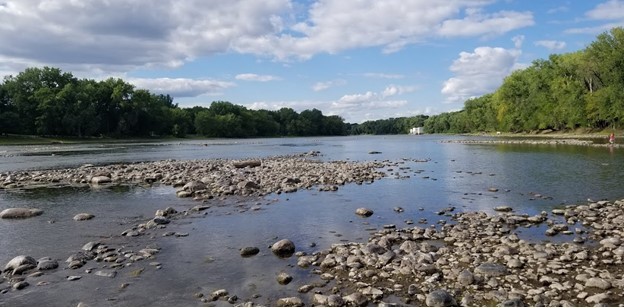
[609,132,615,144]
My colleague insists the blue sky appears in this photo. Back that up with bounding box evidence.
[1,1,623,123]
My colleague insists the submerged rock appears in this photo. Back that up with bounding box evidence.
[240,247,260,257]
[355,208,374,217]
[73,213,95,221]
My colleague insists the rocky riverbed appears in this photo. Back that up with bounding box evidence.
[0,151,390,197]
[2,151,624,306]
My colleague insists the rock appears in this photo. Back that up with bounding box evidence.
[73,213,94,221]
[545,228,558,236]
[426,289,457,307]
[37,257,59,271]
[0,208,43,219]
[343,292,368,306]
[313,294,328,306]
[408,284,419,296]
[298,285,314,293]
[12,264,36,275]
[499,298,525,306]
[67,275,82,281]
[276,297,304,307]
[155,207,177,217]
[240,247,260,257]
[368,151,382,154]
[271,239,295,258]
[182,181,206,193]
[585,277,612,290]
[153,216,170,225]
[327,294,344,307]
[94,270,117,278]
[507,258,524,269]
[4,255,37,272]
[457,269,474,286]
[81,241,100,251]
[277,272,293,285]
[355,208,374,217]
[90,176,111,184]
[176,190,192,198]
[494,206,512,212]
[474,263,508,277]
[488,187,499,192]
[585,292,610,304]
[12,281,29,290]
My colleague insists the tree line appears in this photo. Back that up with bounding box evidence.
[425,27,624,134]
[0,67,352,138]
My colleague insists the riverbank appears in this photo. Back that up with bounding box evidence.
[443,138,623,148]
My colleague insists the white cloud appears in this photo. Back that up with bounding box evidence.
[442,40,521,104]
[363,73,405,79]
[0,0,291,72]
[235,73,281,82]
[382,85,417,97]
[234,0,535,60]
[438,9,534,38]
[129,77,235,97]
[534,40,567,51]
[586,0,624,20]
[312,79,347,91]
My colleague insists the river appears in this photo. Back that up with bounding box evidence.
[0,135,622,306]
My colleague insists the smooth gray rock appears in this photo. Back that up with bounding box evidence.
[343,292,368,306]
[327,294,344,307]
[585,277,612,290]
[153,216,170,225]
[457,269,474,286]
[271,239,295,258]
[81,241,100,251]
[94,270,117,278]
[73,213,94,221]
[37,257,59,271]
[183,181,206,192]
[277,272,293,285]
[0,208,43,219]
[426,289,457,307]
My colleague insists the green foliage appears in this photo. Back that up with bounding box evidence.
[0,67,349,138]
[426,27,624,134]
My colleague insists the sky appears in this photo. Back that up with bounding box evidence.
[1,1,623,123]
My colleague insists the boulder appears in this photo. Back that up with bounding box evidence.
[271,239,295,258]
[4,255,37,272]
[0,208,43,219]
[494,206,512,212]
[355,208,374,217]
[73,213,94,221]
[37,257,59,271]
[426,289,457,307]
[343,292,368,306]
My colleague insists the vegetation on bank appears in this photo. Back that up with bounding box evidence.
[425,27,624,134]
[0,67,428,139]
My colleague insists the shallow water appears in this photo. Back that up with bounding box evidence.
[0,135,623,306]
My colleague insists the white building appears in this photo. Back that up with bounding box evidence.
[409,127,423,135]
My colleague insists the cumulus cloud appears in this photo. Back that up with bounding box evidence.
[0,0,537,70]
[235,73,281,82]
[442,40,522,104]
[229,0,535,59]
[312,79,347,91]
[129,77,235,97]
[535,40,567,51]
[331,84,414,112]
[0,0,291,72]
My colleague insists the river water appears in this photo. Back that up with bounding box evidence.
[0,135,622,306]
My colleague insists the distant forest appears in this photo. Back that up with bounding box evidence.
[425,27,624,134]
[0,67,427,138]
